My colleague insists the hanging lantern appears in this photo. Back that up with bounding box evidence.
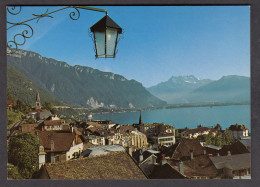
[90,15,122,58]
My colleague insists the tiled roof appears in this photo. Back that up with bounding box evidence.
[42,151,147,179]
[37,131,79,152]
[239,139,251,151]
[118,125,136,133]
[149,163,188,179]
[43,120,62,126]
[166,139,205,160]
[181,155,218,178]
[228,124,248,131]
[220,140,250,156]
[62,124,71,132]
[87,121,103,127]
[94,129,109,136]
[210,153,251,170]
[20,123,39,133]
[132,150,155,163]
[86,126,104,133]
[163,139,219,178]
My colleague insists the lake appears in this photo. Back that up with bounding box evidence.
[91,105,250,130]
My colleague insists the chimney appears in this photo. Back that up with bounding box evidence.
[51,140,54,151]
[71,126,74,133]
[227,151,231,156]
[204,149,207,155]
[161,154,167,165]
[139,154,143,163]
[38,145,46,169]
[190,150,194,160]
[217,153,220,157]
[179,161,184,174]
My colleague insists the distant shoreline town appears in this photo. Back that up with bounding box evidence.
[53,101,250,115]
[7,91,251,179]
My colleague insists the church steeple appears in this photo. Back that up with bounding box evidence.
[139,111,143,125]
[35,90,41,110]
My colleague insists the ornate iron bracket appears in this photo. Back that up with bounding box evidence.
[7,6,107,54]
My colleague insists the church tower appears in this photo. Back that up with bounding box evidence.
[139,111,143,125]
[35,90,41,110]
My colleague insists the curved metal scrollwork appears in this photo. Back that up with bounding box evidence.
[69,7,81,20]
[7,6,22,15]
[7,22,34,53]
[7,5,107,54]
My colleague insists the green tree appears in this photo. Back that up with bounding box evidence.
[43,101,53,110]
[8,133,40,179]
[205,132,215,145]
[7,89,15,101]
[7,110,23,129]
[43,101,57,114]
[223,130,234,145]
[215,132,224,147]
[14,99,31,114]
[7,163,22,179]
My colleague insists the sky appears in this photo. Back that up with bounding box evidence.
[7,6,250,87]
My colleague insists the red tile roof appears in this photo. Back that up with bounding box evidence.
[20,123,39,133]
[37,131,80,152]
[164,139,218,178]
[43,120,62,126]
[118,125,136,133]
[149,163,188,179]
[181,155,218,178]
[220,140,250,156]
[167,139,205,160]
[41,151,147,179]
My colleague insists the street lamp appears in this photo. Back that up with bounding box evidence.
[7,6,123,58]
[90,15,122,58]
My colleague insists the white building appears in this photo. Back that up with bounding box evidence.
[228,124,249,139]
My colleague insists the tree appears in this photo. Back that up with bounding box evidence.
[14,99,31,114]
[7,163,22,179]
[7,89,15,101]
[203,130,234,147]
[8,133,40,179]
[215,132,224,147]
[7,110,22,129]
[204,132,215,145]
[43,101,57,114]
[43,101,53,110]
[223,129,234,145]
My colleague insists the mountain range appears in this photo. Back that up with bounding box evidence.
[147,75,250,104]
[7,49,166,109]
[7,49,250,109]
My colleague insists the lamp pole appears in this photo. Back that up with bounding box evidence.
[7,6,118,57]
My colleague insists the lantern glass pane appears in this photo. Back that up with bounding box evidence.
[106,28,118,57]
[94,31,105,58]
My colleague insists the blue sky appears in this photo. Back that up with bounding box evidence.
[7,6,250,87]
